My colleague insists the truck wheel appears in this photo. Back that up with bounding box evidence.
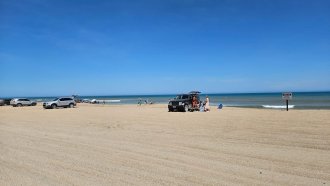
[69,103,74,108]
[51,104,57,109]
[184,105,189,112]
[189,104,194,112]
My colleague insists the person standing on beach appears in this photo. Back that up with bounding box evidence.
[204,96,210,112]
[192,96,198,109]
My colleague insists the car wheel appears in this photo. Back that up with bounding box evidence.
[51,104,57,109]
[17,103,23,107]
[184,105,189,112]
[69,103,74,108]
[189,104,194,112]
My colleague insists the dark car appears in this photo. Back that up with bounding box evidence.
[168,91,201,112]
[3,99,12,105]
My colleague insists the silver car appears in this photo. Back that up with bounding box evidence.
[10,98,37,107]
[43,97,76,109]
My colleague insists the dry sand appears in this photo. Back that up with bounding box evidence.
[1,104,330,185]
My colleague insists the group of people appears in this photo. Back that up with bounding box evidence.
[192,96,210,112]
[138,98,153,106]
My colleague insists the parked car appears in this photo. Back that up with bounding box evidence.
[168,91,201,112]
[0,99,4,106]
[72,95,82,103]
[10,98,37,107]
[3,99,13,105]
[43,97,76,109]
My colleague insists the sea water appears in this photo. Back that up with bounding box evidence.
[20,92,330,109]
[206,92,330,109]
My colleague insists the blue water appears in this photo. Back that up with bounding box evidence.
[6,92,330,109]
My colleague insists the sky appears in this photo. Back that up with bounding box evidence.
[1,0,330,97]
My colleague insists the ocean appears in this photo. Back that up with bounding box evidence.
[17,91,330,109]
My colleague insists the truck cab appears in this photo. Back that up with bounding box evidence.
[168,91,201,112]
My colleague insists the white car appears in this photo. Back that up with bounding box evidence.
[10,98,37,107]
[43,97,76,109]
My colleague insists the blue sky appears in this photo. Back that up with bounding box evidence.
[1,0,329,96]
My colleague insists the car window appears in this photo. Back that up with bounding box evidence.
[24,99,30,101]
[62,98,73,101]
[182,95,189,99]
[18,99,24,101]
[59,98,66,101]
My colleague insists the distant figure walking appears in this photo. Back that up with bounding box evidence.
[204,96,210,112]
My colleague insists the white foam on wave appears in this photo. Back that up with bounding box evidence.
[222,104,240,107]
[91,99,120,103]
[262,105,295,109]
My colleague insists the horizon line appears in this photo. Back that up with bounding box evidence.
[1,90,330,98]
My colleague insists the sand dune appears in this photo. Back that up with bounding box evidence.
[1,104,329,185]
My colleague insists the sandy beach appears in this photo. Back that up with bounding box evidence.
[0,104,329,185]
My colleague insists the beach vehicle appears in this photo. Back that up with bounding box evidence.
[3,99,13,105]
[43,97,76,109]
[0,99,4,106]
[72,95,82,103]
[168,91,201,112]
[10,98,37,107]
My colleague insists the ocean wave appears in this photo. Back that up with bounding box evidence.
[262,105,295,109]
[222,104,241,107]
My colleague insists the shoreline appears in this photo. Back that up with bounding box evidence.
[2,102,330,110]
[13,102,330,110]
[2,91,329,110]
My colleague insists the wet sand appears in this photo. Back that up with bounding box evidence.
[1,104,329,185]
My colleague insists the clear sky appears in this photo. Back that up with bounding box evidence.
[1,0,329,97]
